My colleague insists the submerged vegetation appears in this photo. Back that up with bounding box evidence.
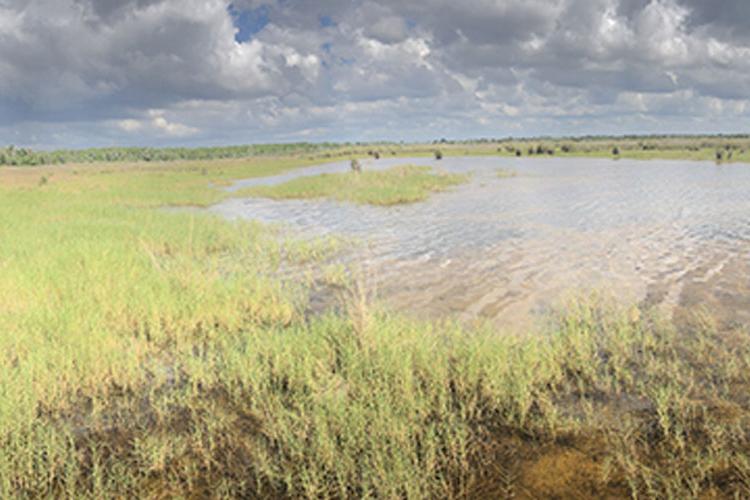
[238,165,468,206]
[1,155,750,498]
[495,168,518,178]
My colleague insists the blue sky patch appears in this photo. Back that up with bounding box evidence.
[228,3,271,43]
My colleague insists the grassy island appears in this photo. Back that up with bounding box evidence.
[237,165,468,206]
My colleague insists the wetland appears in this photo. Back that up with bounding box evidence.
[216,155,750,330]
[2,148,750,498]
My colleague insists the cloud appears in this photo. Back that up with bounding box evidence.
[365,16,410,44]
[115,110,199,137]
[2,0,750,148]
[117,119,143,132]
[147,110,200,137]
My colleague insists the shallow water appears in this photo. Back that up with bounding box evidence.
[212,156,750,328]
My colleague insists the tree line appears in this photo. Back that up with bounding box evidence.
[0,143,341,166]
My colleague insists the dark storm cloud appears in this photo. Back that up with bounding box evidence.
[1,0,750,147]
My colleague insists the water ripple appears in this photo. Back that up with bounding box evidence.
[211,156,750,327]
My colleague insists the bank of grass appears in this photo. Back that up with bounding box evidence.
[238,165,468,206]
[2,158,750,498]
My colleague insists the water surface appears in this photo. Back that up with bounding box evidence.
[212,156,750,328]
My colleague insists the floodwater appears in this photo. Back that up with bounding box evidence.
[212,156,750,329]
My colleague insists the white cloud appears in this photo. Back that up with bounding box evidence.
[3,0,750,147]
[147,110,200,136]
[117,119,143,132]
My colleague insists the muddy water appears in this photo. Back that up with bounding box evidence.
[212,156,750,329]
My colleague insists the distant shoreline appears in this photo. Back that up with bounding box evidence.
[3,134,750,167]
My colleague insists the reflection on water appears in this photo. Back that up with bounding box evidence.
[211,156,750,328]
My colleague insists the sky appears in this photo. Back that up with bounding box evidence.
[1,0,750,149]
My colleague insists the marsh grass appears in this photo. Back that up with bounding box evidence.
[237,165,468,206]
[2,157,750,498]
[5,282,750,498]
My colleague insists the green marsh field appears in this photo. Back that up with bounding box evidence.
[3,143,750,498]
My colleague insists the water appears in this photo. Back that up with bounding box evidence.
[211,156,750,328]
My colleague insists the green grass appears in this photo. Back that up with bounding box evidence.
[1,157,750,498]
[237,165,469,206]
